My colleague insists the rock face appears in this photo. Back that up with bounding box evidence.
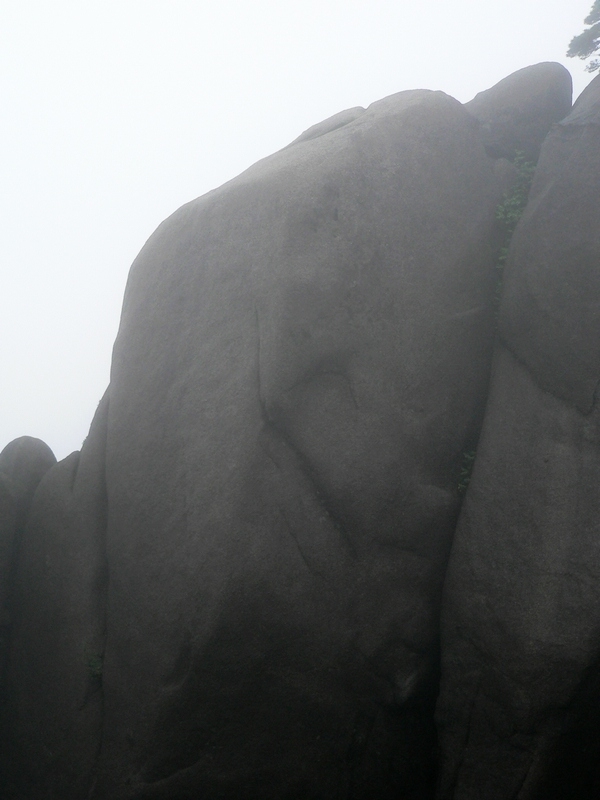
[0,437,56,793]
[2,404,108,799]
[437,74,600,799]
[5,88,508,798]
[0,437,56,669]
[465,62,572,162]
[95,88,508,799]
[1,62,588,799]
[0,437,57,531]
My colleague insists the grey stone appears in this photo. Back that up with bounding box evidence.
[0,436,56,530]
[287,106,365,146]
[465,62,572,162]
[86,88,505,798]
[0,436,56,657]
[4,64,584,798]
[437,72,600,799]
[0,475,17,657]
[0,477,17,621]
[500,72,600,413]
[0,437,56,792]
[2,399,108,799]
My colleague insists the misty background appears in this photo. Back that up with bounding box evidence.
[1,0,594,460]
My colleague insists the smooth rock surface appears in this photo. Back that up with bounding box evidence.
[500,72,600,413]
[0,436,56,665]
[465,62,572,162]
[437,73,600,800]
[0,437,56,792]
[4,88,510,799]
[0,475,17,663]
[92,87,507,799]
[0,436,57,530]
[2,399,108,799]
[2,63,584,799]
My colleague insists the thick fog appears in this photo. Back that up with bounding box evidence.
[1,0,594,459]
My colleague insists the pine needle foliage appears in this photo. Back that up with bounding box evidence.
[568,1,600,73]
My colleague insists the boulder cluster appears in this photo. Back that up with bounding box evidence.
[1,63,599,798]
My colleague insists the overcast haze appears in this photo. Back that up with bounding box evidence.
[1,0,595,460]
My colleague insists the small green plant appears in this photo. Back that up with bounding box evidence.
[496,152,536,239]
[458,450,476,496]
[494,152,536,306]
[87,654,103,679]
[83,643,104,679]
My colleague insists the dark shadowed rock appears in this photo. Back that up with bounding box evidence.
[1,398,108,799]
[465,62,572,162]
[0,436,56,530]
[0,437,55,669]
[0,477,17,618]
[0,475,17,663]
[437,73,600,800]
[0,437,56,791]
[4,88,513,799]
[0,478,16,799]
[500,72,600,413]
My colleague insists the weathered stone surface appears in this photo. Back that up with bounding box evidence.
[1,400,108,799]
[0,475,17,662]
[3,64,584,799]
[437,74,600,799]
[0,436,57,530]
[465,62,572,162]
[0,437,56,792]
[70,88,508,798]
[288,106,365,146]
[0,477,17,622]
[500,73,600,413]
[0,437,56,670]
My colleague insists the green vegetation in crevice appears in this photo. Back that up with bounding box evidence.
[87,654,103,679]
[83,643,104,680]
[457,450,476,497]
[496,152,536,241]
[458,155,537,497]
[493,152,536,308]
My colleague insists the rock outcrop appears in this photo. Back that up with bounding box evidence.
[0,437,56,795]
[0,437,57,530]
[437,73,600,799]
[2,403,108,799]
[5,88,508,799]
[0,437,56,670]
[2,63,594,799]
[465,62,572,162]
[91,87,506,799]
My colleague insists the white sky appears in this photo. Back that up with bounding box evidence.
[1,0,595,460]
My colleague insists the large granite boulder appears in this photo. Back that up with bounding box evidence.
[0,476,17,660]
[3,63,581,798]
[0,437,56,792]
[5,88,509,798]
[0,437,56,668]
[465,62,572,162]
[0,437,57,530]
[437,74,600,799]
[1,404,108,799]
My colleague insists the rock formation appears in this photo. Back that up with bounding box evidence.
[0,437,57,797]
[2,63,596,799]
[437,71,600,799]
[465,61,572,162]
[0,437,56,674]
